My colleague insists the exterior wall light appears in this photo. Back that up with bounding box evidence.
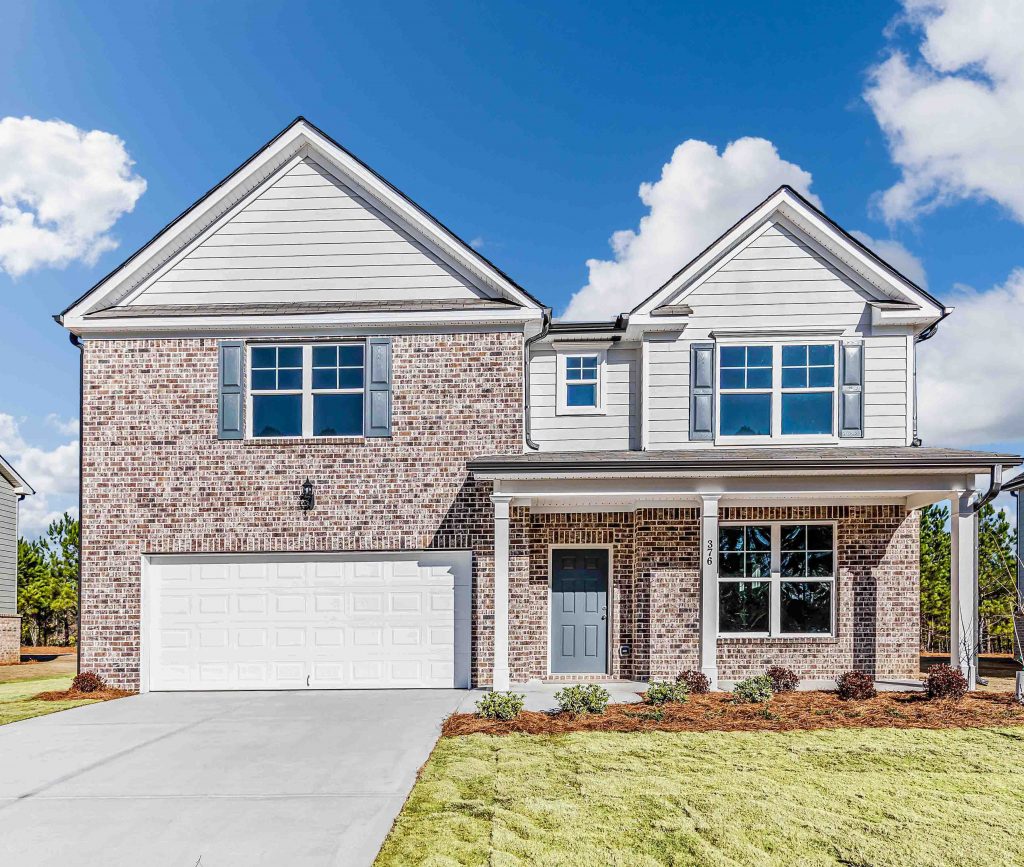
[299,478,315,512]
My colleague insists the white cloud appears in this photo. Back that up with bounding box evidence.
[45,413,79,437]
[0,414,78,536]
[0,116,146,277]
[917,268,1024,446]
[865,0,1024,224]
[563,138,820,320]
[849,231,928,287]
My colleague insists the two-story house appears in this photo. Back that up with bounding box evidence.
[0,453,33,664]
[57,118,1019,693]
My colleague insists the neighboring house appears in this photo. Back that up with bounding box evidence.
[56,118,1020,693]
[0,454,34,664]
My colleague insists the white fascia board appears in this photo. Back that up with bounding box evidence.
[630,187,943,324]
[62,120,542,324]
[65,306,542,339]
[0,454,34,496]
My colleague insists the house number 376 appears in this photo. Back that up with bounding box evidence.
[706,538,715,567]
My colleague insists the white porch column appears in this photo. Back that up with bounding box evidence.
[950,493,978,690]
[491,494,513,692]
[700,495,720,689]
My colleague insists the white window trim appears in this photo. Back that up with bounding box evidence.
[247,342,366,439]
[717,521,837,639]
[715,339,839,445]
[555,346,607,416]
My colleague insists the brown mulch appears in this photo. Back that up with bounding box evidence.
[35,687,134,702]
[443,690,1024,737]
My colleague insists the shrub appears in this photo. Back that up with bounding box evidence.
[676,670,711,694]
[732,675,773,704]
[765,666,800,693]
[71,672,105,694]
[836,671,876,700]
[475,691,525,721]
[555,684,610,717]
[926,663,968,700]
[645,680,690,705]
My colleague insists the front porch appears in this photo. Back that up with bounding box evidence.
[471,447,1021,692]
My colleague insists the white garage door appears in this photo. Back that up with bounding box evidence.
[144,552,471,691]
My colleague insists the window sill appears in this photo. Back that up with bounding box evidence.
[242,436,370,445]
[718,633,838,643]
[555,407,607,416]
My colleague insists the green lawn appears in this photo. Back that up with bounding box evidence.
[376,727,1024,867]
[0,674,99,725]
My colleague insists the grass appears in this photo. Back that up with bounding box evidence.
[375,726,1024,866]
[0,674,102,725]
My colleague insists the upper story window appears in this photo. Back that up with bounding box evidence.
[718,343,836,440]
[556,348,606,415]
[249,343,365,438]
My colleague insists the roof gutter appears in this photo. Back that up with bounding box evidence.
[968,462,1003,514]
[523,308,552,450]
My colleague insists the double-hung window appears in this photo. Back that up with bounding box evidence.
[249,343,365,438]
[718,342,836,439]
[718,523,835,637]
[557,349,605,414]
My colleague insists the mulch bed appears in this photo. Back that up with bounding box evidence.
[34,687,134,702]
[443,691,1024,737]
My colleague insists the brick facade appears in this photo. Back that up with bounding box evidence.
[507,504,919,683]
[81,334,920,691]
[80,332,523,689]
[0,614,20,664]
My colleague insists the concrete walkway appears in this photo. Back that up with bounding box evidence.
[0,689,468,866]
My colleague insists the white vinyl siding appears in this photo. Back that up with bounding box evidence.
[529,345,638,450]
[670,224,880,331]
[645,335,690,449]
[0,479,17,615]
[129,158,490,307]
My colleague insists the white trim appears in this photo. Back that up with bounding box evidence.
[555,347,607,416]
[491,494,513,691]
[716,520,838,639]
[547,543,614,677]
[0,453,33,496]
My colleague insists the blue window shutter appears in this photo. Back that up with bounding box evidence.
[364,337,392,437]
[839,340,864,438]
[689,342,715,441]
[218,340,244,440]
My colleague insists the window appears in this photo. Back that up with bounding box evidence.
[718,523,835,636]
[718,343,836,439]
[250,343,365,438]
[556,349,606,414]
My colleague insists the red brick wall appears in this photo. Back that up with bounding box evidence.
[507,505,919,683]
[80,333,523,689]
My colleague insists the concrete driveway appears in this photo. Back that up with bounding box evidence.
[0,689,470,866]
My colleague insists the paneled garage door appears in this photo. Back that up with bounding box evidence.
[144,552,471,691]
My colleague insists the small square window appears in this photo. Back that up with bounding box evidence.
[560,353,601,411]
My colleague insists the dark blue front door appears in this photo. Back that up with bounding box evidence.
[550,549,608,674]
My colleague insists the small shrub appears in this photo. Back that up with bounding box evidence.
[475,691,525,721]
[645,680,690,705]
[71,672,105,694]
[555,684,610,717]
[765,666,800,693]
[927,663,968,701]
[676,670,711,694]
[732,675,773,704]
[836,671,876,700]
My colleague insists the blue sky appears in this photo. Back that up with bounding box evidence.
[1,0,1022,531]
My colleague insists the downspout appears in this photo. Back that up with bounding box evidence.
[69,330,83,676]
[911,312,947,447]
[968,463,1003,514]
[523,308,552,451]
